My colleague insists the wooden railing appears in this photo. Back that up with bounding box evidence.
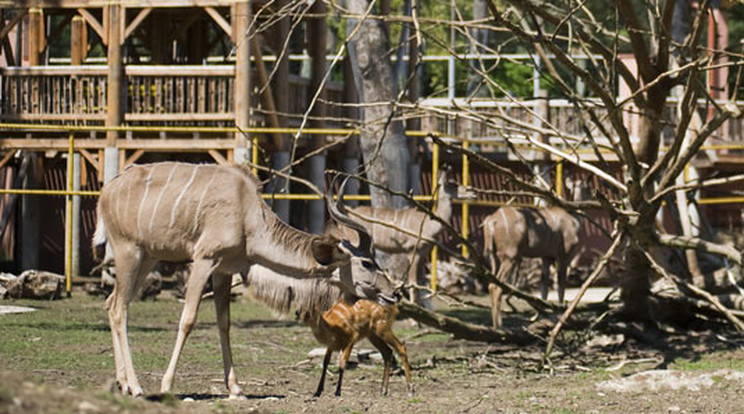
[0,65,345,127]
[419,98,744,151]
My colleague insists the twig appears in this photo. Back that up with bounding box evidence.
[544,228,625,362]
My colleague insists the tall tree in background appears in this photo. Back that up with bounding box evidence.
[344,0,412,209]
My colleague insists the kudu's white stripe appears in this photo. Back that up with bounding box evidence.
[136,165,157,239]
[499,207,510,236]
[193,169,217,234]
[169,165,200,229]
[148,164,179,233]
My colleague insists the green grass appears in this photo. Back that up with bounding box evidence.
[670,352,744,372]
[0,293,293,390]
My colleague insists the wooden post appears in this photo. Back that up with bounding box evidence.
[233,1,251,164]
[269,0,291,221]
[70,16,85,65]
[27,8,43,65]
[307,0,327,234]
[105,4,123,182]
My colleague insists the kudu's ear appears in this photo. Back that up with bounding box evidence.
[326,174,374,257]
[310,238,338,266]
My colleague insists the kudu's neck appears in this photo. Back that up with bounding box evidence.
[434,183,454,222]
[248,206,335,277]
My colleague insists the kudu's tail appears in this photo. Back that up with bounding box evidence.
[92,212,108,262]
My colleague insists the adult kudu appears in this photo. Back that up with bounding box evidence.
[93,162,388,397]
[325,166,473,301]
[482,178,588,328]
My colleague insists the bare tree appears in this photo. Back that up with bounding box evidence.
[343,0,412,209]
[467,0,743,325]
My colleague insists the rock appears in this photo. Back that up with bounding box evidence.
[77,400,100,413]
[596,369,744,393]
[5,270,63,300]
[582,334,625,350]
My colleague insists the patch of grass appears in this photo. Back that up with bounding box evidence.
[408,396,424,404]
[160,392,178,407]
[671,353,744,372]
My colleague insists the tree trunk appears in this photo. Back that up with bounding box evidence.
[345,0,411,209]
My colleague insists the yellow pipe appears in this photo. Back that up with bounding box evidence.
[698,196,744,205]
[556,160,563,197]
[251,136,259,175]
[430,141,439,292]
[461,138,470,258]
[65,131,74,297]
[0,189,100,196]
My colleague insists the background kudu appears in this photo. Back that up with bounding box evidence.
[93,162,384,397]
[482,177,588,328]
[246,265,413,397]
[325,166,473,302]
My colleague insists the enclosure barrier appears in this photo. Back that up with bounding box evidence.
[0,122,743,296]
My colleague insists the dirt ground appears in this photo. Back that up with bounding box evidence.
[2,291,744,414]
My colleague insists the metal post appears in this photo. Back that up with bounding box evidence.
[556,160,563,197]
[72,153,81,289]
[429,142,439,291]
[461,139,470,258]
[65,131,74,297]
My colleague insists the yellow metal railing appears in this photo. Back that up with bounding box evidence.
[1,122,744,296]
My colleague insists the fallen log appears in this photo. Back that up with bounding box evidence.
[397,300,536,345]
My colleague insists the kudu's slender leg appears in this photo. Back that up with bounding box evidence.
[107,244,156,396]
[540,259,553,301]
[379,330,412,395]
[314,348,333,397]
[368,334,394,396]
[489,257,517,328]
[556,258,567,305]
[161,258,216,394]
[212,273,242,396]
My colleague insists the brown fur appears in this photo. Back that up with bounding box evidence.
[246,266,411,396]
[482,206,582,328]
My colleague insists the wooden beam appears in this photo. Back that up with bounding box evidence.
[208,149,227,164]
[0,139,238,151]
[70,16,85,65]
[0,9,27,43]
[124,149,144,166]
[251,36,283,149]
[106,4,123,146]
[0,150,16,170]
[122,7,151,43]
[28,8,43,65]
[233,1,251,151]
[77,8,105,45]
[203,6,232,40]
[78,149,99,174]
[2,36,15,66]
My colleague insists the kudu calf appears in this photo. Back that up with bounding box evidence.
[482,178,587,328]
[325,166,473,300]
[93,162,384,397]
[247,265,413,397]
